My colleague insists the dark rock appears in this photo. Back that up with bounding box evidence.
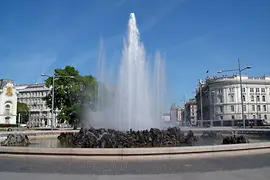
[222,135,249,144]
[1,134,30,146]
[57,127,199,148]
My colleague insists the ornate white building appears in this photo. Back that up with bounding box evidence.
[0,79,18,125]
[196,75,270,126]
[15,83,53,127]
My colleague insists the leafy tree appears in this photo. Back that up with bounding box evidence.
[17,102,29,124]
[43,66,98,128]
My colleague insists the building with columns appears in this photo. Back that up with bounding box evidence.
[0,79,18,125]
[15,83,53,127]
[196,75,270,126]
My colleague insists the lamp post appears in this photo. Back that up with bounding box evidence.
[198,80,204,127]
[180,96,186,127]
[217,58,252,129]
[210,90,215,127]
[41,73,74,130]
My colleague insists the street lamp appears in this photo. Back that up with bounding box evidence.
[210,90,215,127]
[180,96,186,127]
[217,58,252,129]
[198,80,204,127]
[41,73,74,130]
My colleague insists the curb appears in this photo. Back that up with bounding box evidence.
[1,142,270,160]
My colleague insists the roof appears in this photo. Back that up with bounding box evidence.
[0,79,13,89]
[205,75,270,86]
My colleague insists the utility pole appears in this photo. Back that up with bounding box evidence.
[199,80,203,127]
[183,95,187,127]
[218,59,252,129]
[238,58,245,128]
[41,72,74,130]
[210,90,215,127]
[51,76,55,130]
[18,113,21,126]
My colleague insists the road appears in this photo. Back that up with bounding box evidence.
[0,153,270,179]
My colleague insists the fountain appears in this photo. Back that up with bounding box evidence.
[87,13,166,131]
[52,13,200,148]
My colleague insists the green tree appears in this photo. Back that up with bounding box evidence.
[17,102,29,124]
[43,66,98,128]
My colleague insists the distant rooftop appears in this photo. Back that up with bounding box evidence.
[206,74,270,82]
[15,83,45,87]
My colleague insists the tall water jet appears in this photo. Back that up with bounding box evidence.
[97,38,106,111]
[88,13,166,131]
[115,13,155,130]
[154,51,166,127]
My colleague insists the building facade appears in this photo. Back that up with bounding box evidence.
[176,106,184,122]
[162,113,171,122]
[170,103,178,122]
[15,83,53,127]
[170,104,184,122]
[196,75,270,126]
[184,99,197,125]
[0,79,17,125]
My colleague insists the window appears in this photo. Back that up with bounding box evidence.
[243,105,246,111]
[265,115,267,120]
[251,95,254,102]
[220,116,223,120]
[218,89,223,93]
[242,88,246,93]
[259,115,261,119]
[230,95,234,102]
[250,88,254,92]
[229,88,234,93]
[263,105,267,111]
[243,95,246,102]
[256,88,260,93]
[5,104,11,114]
[219,96,223,103]
[245,115,247,119]
[262,96,266,102]
[231,105,235,112]
[256,96,260,102]
[252,105,255,111]
[253,115,256,119]
[261,88,265,93]
[257,105,261,111]
[217,95,223,103]
[5,117,10,124]
[232,115,235,120]
[220,106,224,113]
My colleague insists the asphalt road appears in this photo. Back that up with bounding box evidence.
[1,168,270,180]
[1,153,270,175]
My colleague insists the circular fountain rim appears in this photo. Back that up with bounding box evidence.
[0,142,270,161]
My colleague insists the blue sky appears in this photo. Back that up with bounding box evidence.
[1,0,270,109]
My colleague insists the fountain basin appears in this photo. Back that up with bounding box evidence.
[1,142,270,161]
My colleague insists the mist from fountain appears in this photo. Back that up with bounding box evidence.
[87,13,166,131]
